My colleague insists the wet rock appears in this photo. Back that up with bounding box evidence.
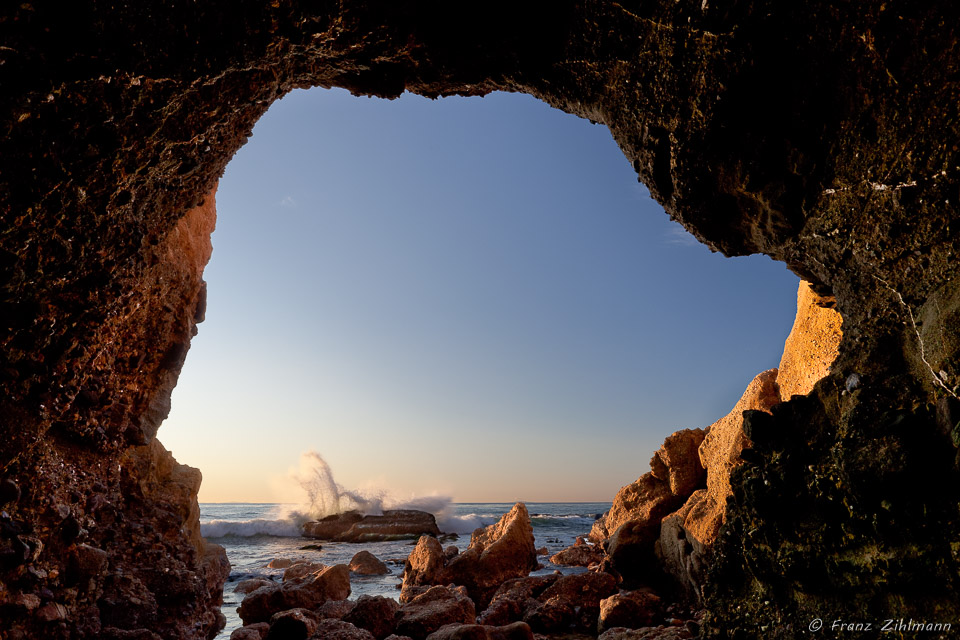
[238,564,351,624]
[342,594,401,639]
[396,585,477,640]
[303,510,440,542]
[598,591,663,632]
[350,550,389,575]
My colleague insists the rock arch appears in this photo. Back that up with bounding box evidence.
[1,2,958,638]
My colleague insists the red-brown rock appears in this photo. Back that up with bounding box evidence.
[284,561,326,582]
[230,623,269,640]
[598,591,663,632]
[238,564,351,624]
[310,619,377,640]
[265,608,320,640]
[425,622,534,640]
[237,578,275,594]
[342,595,401,639]
[477,575,558,627]
[396,585,477,640]
[549,537,603,567]
[350,550,389,575]
[303,510,440,542]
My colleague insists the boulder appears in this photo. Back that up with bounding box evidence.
[549,537,603,567]
[265,608,319,640]
[598,627,694,640]
[284,562,326,582]
[266,558,295,569]
[318,599,357,620]
[303,510,440,542]
[777,281,843,401]
[648,429,707,497]
[230,623,269,640]
[477,575,558,627]
[238,564,351,624]
[402,504,538,609]
[395,585,477,640]
[526,572,618,632]
[656,369,780,600]
[310,619,377,640]
[236,578,275,595]
[350,550,389,575]
[425,622,534,640]
[589,471,686,544]
[342,595,401,639]
[403,536,447,588]
[598,591,663,632]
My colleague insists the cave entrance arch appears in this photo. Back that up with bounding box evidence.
[4,3,960,639]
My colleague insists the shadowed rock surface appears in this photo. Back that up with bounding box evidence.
[3,2,960,638]
[303,510,441,542]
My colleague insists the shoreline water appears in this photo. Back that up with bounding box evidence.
[202,502,611,639]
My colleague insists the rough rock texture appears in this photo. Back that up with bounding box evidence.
[4,2,960,638]
[303,510,440,542]
[310,619,377,640]
[395,585,477,640]
[777,281,844,400]
[591,429,706,543]
[548,536,603,567]
[230,623,269,640]
[264,608,319,640]
[342,594,401,640]
[403,503,538,609]
[597,591,663,633]
[424,622,533,640]
[475,572,617,632]
[237,564,351,625]
[284,561,327,582]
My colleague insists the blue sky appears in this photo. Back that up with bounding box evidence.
[160,88,800,503]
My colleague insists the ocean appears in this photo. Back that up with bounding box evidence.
[201,501,612,638]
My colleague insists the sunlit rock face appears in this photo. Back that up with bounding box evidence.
[2,2,959,638]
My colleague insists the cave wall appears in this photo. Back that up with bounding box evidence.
[1,1,958,638]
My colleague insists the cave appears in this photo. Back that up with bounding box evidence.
[2,2,959,639]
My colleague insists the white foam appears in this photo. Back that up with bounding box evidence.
[201,517,302,538]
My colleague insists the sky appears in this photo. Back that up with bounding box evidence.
[159,88,801,504]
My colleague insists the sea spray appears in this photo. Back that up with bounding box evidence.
[199,451,490,538]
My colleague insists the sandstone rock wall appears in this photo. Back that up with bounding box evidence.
[3,2,960,638]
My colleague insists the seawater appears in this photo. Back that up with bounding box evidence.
[202,501,611,639]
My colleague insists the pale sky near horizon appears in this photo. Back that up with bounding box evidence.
[159,88,800,504]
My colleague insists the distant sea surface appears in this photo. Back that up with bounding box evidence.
[201,502,612,639]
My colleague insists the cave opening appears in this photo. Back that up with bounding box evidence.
[154,87,809,636]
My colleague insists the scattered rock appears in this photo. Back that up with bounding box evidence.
[424,621,534,640]
[264,608,319,640]
[477,575,558,626]
[238,564,351,624]
[350,550,389,575]
[526,572,618,632]
[236,578,275,595]
[396,585,477,640]
[230,623,269,640]
[404,536,447,589]
[266,558,295,569]
[312,619,377,640]
[303,510,441,542]
[535,547,548,556]
[598,625,693,640]
[284,561,326,582]
[36,602,68,621]
[598,591,663,632]
[343,594,401,639]
[14,593,41,610]
[318,599,357,620]
[549,537,603,567]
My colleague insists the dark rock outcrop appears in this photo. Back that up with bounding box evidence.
[303,510,441,542]
[395,585,477,640]
[4,3,960,638]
